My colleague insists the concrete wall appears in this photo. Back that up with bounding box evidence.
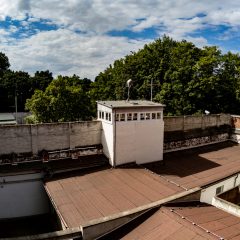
[0,121,101,156]
[164,114,231,132]
[200,173,240,204]
[164,114,231,152]
[0,114,232,159]
[0,173,50,219]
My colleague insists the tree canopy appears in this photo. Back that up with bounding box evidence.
[0,69,53,112]
[2,35,240,122]
[25,75,93,122]
[91,36,240,115]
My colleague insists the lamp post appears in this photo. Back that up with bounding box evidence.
[150,79,153,102]
[15,82,18,124]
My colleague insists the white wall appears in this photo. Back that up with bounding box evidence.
[200,174,240,204]
[101,122,114,166]
[115,120,164,165]
[114,106,164,166]
[0,173,50,219]
[97,105,114,165]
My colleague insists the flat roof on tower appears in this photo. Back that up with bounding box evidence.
[97,100,165,109]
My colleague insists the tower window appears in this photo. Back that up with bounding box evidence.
[120,113,125,121]
[146,113,150,120]
[133,113,138,121]
[127,113,132,121]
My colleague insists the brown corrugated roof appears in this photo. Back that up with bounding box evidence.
[145,141,240,189]
[121,205,240,240]
[45,141,240,234]
[45,167,184,228]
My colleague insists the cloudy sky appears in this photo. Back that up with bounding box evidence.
[0,0,240,80]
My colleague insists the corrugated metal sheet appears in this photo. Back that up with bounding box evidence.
[145,141,240,189]
[122,205,240,239]
[45,167,183,228]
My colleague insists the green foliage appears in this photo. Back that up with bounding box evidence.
[0,52,10,77]
[24,114,38,124]
[92,36,240,115]
[26,75,93,122]
[2,34,240,119]
[0,66,53,112]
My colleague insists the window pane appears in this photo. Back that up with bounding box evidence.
[116,114,119,121]
[157,112,161,119]
[109,114,111,121]
[146,113,150,120]
[140,113,145,120]
[133,113,138,121]
[152,113,156,119]
[127,113,132,121]
[106,113,109,120]
[120,113,125,121]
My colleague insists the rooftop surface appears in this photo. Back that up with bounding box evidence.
[145,141,240,190]
[45,141,240,231]
[0,113,16,125]
[45,166,184,228]
[120,205,240,240]
[97,100,165,109]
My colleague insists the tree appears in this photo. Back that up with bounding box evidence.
[0,70,31,112]
[0,52,11,111]
[0,52,10,77]
[92,36,240,116]
[31,70,53,91]
[25,75,93,122]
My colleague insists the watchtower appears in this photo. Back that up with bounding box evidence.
[97,100,164,166]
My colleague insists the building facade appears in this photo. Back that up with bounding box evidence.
[97,100,165,166]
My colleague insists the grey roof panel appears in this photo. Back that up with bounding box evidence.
[97,100,165,109]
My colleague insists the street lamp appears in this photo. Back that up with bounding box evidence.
[15,82,18,124]
[126,79,133,101]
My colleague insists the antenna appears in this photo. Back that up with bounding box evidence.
[126,79,133,101]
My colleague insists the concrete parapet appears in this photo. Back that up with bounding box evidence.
[164,114,231,132]
[0,121,101,156]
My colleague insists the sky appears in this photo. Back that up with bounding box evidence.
[0,1,240,80]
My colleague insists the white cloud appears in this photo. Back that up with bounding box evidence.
[0,29,149,80]
[0,0,240,78]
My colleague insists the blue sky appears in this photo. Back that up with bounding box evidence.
[0,0,240,80]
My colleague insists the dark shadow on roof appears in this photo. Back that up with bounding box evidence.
[143,141,237,178]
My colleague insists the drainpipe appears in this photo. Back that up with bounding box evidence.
[234,173,239,187]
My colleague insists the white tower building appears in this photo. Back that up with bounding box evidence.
[97,100,165,167]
